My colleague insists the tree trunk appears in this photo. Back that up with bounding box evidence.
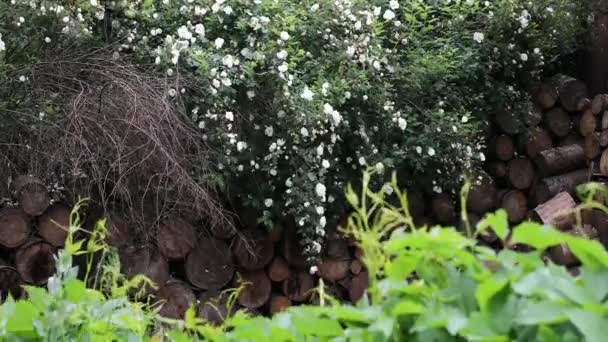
[543,107,572,138]
[349,271,369,303]
[238,270,272,309]
[318,257,350,283]
[0,208,31,249]
[185,237,234,290]
[37,204,70,247]
[268,295,291,314]
[533,169,590,204]
[552,74,589,112]
[431,193,455,224]
[0,259,23,301]
[15,240,55,285]
[489,135,515,161]
[120,245,169,296]
[534,145,586,177]
[233,229,274,271]
[158,218,197,261]
[499,190,528,224]
[12,175,50,217]
[585,133,602,159]
[268,256,290,282]
[506,158,535,190]
[533,83,558,110]
[157,279,196,319]
[282,271,314,303]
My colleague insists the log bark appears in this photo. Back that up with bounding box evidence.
[105,212,131,248]
[12,175,50,217]
[318,257,350,283]
[520,128,553,158]
[522,103,543,127]
[233,229,274,271]
[592,94,608,114]
[158,217,197,260]
[585,133,602,159]
[210,222,236,240]
[268,256,290,282]
[37,204,70,247]
[269,295,291,314]
[552,74,589,112]
[600,130,608,147]
[349,271,369,303]
[543,107,572,138]
[282,271,314,302]
[0,259,23,300]
[533,83,558,110]
[15,240,55,285]
[580,110,598,137]
[493,110,523,135]
[0,208,31,249]
[534,145,586,177]
[601,149,608,175]
[489,135,515,161]
[499,190,528,224]
[238,270,272,309]
[197,290,234,326]
[185,237,234,290]
[506,158,535,190]
[533,169,590,205]
[120,246,169,296]
[467,174,497,214]
[157,280,196,319]
[578,98,592,112]
[325,237,350,259]
[533,192,576,230]
[558,134,584,148]
[431,193,455,224]
[350,260,363,275]
[486,161,507,179]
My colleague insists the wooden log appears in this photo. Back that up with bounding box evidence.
[533,169,590,204]
[0,259,23,301]
[349,271,369,303]
[238,271,272,309]
[197,290,234,326]
[120,246,169,295]
[157,279,196,319]
[282,222,309,269]
[105,212,131,248]
[583,209,608,247]
[349,260,363,275]
[15,240,55,285]
[489,135,515,161]
[549,244,578,267]
[268,256,290,282]
[37,204,70,247]
[520,128,553,158]
[601,149,608,175]
[268,223,283,243]
[268,295,291,314]
[585,133,602,159]
[522,103,543,128]
[233,229,274,271]
[486,161,507,179]
[12,175,50,217]
[185,237,234,290]
[558,134,584,147]
[592,94,608,114]
[579,109,598,137]
[552,74,589,112]
[543,107,572,138]
[431,193,455,224]
[325,237,350,259]
[499,190,528,224]
[467,174,497,214]
[282,271,314,302]
[210,221,236,240]
[506,158,535,190]
[600,130,608,147]
[493,110,523,135]
[318,258,350,283]
[534,145,586,177]
[578,98,592,112]
[533,192,576,230]
[0,208,31,249]
[158,217,196,261]
[602,111,608,130]
[533,83,558,110]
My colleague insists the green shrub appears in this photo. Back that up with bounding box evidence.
[0,0,589,260]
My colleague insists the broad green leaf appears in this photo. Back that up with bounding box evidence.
[475,278,508,312]
[477,210,509,241]
[510,223,567,250]
[580,267,608,302]
[292,314,343,337]
[566,237,608,269]
[385,254,418,281]
[566,308,608,342]
[5,301,39,337]
[166,331,192,342]
[65,279,87,303]
[392,300,424,315]
[515,301,568,325]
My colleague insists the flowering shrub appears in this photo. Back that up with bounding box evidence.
[0,0,587,261]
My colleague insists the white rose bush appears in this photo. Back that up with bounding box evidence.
[0,0,587,262]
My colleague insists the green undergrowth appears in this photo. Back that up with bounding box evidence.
[3,174,608,341]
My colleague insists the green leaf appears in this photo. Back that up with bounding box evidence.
[566,308,608,342]
[476,209,509,241]
[292,313,343,337]
[475,278,508,312]
[566,237,608,269]
[392,300,424,315]
[5,301,39,337]
[515,301,568,325]
[65,279,87,303]
[510,223,567,250]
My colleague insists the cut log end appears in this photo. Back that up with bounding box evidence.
[349,271,369,303]
[198,291,234,326]
[16,240,56,285]
[233,229,274,271]
[544,107,572,138]
[38,204,70,247]
[500,190,528,224]
[282,271,315,303]
[0,260,23,300]
[268,256,290,283]
[120,246,169,296]
[238,271,272,309]
[16,181,50,217]
[157,280,196,319]
[158,218,197,260]
[506,158,535,190]
[0,208,31,249]
[185,237,234,290]
[431,193,456,224]
[269,295,291,314]
[318,258,350,283]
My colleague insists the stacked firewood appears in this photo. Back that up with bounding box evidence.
[0,176,368,322]
[429,73,608,263]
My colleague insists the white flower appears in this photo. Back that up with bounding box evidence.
[461,116,469,123]
[265,126,274,137]
[278,62,288,73]
[222,54,235,67]
[225,111,234,121]
[520,53,528,61]
[316,144,324,156]
[90,0,98,5]
[223,5,233,15]
[309,265,318,275]
[479,152,486,162]
[194,24,205,37]
[168,88,176,97]
[276,50,288,60]
[0,34,5,51]
[416,146,422,154]
[323,103,334,115]
[280,31,290,41]
[322,159,330,168]
[44,37,51,43]
[519,9,530,29]
[310,3,319,12]
[330,111,342,126]
[264,198,273,207]
[316,206,325,215]
[473,32,484,43]
[300,127,309,137]
[236,141,248,151]
[389,0,399,9]
[18,75,26,82]
[319,216,327,227]
[315,183,327,200]
[398,117,407,130]
[358,157,366,165]
[300,86,314,101]
[428,147,436,156]
[375,162,385,173]
[533,47,541,54]
[383,9,395,20]
[214,38,225,49]
[177,26,192,40]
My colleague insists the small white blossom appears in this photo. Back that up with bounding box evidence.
[265,126,274,137]
[322,159,330,168]
[300,86,314,101]
[428,147,436,156]
[236,141,247,151]
[315,183,327,200]
[280,31,290,41]
[0,34,5,51]
[168,88,176,97]
[246,90,256,99]
[214,38,225,49]
[310,3,319,12]
[177,26,192,40]
[383,9,395,20]
[44,37,51,43]
[194,24,205,37]
[18,75,26,82]
[278,62,289,73]
[300,127,309,137]
[358,157,366,166]
[222,54,235,67]
[520,53,528,61]
[276,50,288,60]
[375,162,385,173]
[473,32,484,43]
[225,111,234,121]
[264,198,273,207]
[415,146,422,154]
[398,117,407,130]
[389,0,399,10]
[309,265,318,274]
